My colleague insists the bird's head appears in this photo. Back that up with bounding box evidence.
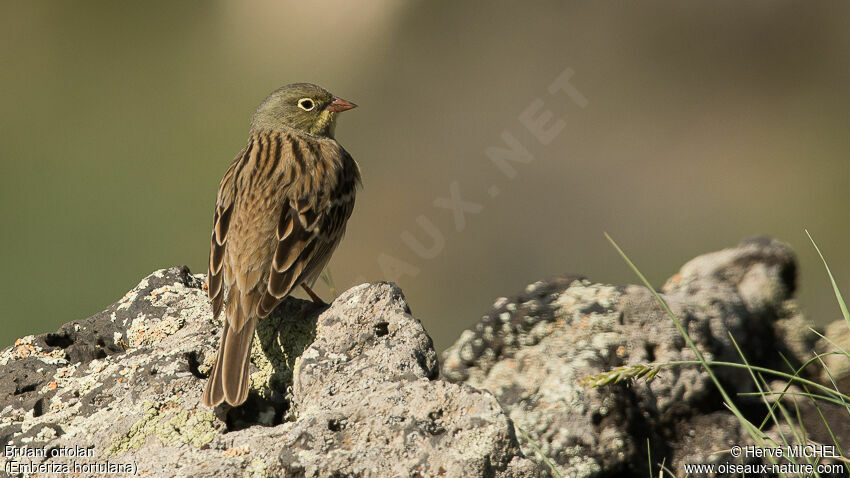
[250,83,357,138]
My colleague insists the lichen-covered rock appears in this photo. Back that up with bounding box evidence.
[4,237,844,477]
[0,269,541,477]
[818,319,850,383]
[441,237,827,477]
[269,283,539,477]
[0,267,223,462]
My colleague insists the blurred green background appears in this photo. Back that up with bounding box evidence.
[1,2,848,352]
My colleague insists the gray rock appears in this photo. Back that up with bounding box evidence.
[441,237,829,477]
[3,237,844,477]
[818,319,850,383]
[0,269,541,477]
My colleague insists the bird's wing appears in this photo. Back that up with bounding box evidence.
[207,150,243,319]
[257,149,358,317]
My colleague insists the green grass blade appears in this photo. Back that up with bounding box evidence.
[516,426,562,478]
[605,233,767,447]
[806,229,849,327]
[582,358,850,404]
[319,268,338,299]
[646,438,653,478]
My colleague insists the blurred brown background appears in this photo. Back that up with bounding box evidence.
[1,1,848,351]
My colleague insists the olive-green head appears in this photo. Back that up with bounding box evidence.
[250,83,357,138]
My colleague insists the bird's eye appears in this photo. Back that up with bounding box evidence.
[297,98,315,111]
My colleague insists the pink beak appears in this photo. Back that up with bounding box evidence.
[326,97,357,112]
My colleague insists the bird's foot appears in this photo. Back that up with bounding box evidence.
[301,284,328,307]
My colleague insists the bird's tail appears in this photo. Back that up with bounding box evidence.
[202,286,258,407]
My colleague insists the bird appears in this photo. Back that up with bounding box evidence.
[202,83,360,407]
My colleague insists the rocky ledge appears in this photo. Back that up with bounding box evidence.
[1,237,848,477]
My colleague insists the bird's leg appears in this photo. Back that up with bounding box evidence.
[301,284,328,306]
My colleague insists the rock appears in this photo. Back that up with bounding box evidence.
[818,319,850,383]
[442,237,842,477]
[809,319,850,452]
[3,237,845,477]
[0,269,541,477]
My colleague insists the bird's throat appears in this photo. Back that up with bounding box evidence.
[310,110,337,138]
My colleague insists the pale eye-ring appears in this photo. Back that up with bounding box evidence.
[297,98,315,111]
